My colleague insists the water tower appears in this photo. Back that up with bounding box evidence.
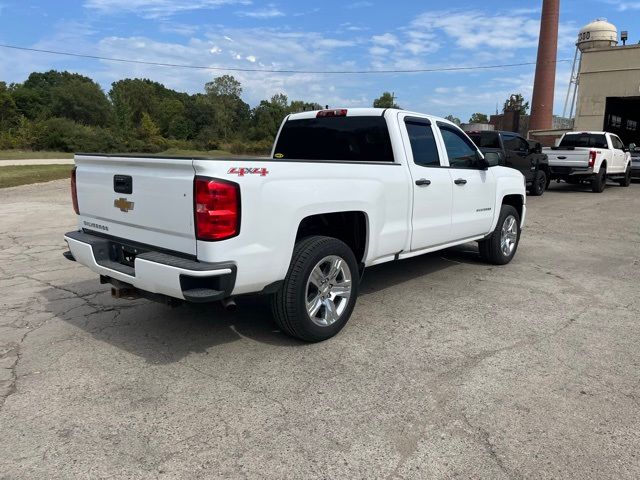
[562,19,618,119]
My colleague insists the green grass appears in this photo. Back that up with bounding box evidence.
[0,150,74,160]
[0,164,73,188]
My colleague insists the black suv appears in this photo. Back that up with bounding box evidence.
[468,130,550,196]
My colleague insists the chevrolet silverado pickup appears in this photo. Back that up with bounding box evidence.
[64,108,526,342]
[468,130,549,196]
[544,131,632,192]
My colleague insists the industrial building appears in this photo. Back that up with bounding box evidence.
[531,19,640,146]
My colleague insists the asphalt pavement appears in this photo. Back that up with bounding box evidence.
[1,179,639,479]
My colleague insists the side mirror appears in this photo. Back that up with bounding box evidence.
[482,151,502,167]
[528,141,542,154]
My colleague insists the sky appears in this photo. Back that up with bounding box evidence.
[0,0,638,121]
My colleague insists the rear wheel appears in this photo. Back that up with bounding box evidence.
[478,205,521,265]
[271,236,359,342]
[618,164,631,187]
[591,166,606,193]
[529,170,547,196]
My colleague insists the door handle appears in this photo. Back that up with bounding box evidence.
[415,179,431,186]
[454,178,467,185]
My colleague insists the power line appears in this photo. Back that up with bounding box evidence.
[0,43,571,75]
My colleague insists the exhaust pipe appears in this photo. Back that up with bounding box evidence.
[221,297,237,312]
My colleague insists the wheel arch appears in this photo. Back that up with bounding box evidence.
[295,211,369,266]
[501,194,524,221]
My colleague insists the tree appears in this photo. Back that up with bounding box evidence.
[503,94,530,114]
[468,113,489,124]
[205,75,242,97]
[0,82,20,131]
[250,94,290,141]
[289,100,323,113]
[49,78,113,127]
[373,92,399,109]
[444,115,461,126]
[139,112,160,140]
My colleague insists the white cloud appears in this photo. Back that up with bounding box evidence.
[84,0,250,18]
[372,33,399,47]
[369,46,389,56]
[602,1,640,10]
[347,1,373,8]
[82,28,368,107]
[159,23,200,37]
[236,5,285,18]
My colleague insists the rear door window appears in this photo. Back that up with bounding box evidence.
[273,116,394,162]
[405,121,441,167]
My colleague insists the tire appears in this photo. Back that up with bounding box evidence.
[271,236,359,342]
[478,205,521,265]
[618,164,631,187]
[591,166,606,193]
[528,170,547,196]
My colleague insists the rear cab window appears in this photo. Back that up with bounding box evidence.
[273,116,394,162]
[559,134,608,149]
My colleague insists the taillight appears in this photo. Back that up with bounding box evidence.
[317,109,347,118]
[589,150,597,168]
[194,176,240,241]
[71,167,79,215]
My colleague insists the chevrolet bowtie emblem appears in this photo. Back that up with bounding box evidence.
[114,197,134,212]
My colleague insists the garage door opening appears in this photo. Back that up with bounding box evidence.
[604,97,640,146]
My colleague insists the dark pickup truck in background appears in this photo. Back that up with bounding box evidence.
[468,131,550,196]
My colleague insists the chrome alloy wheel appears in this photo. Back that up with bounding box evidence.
[500,215,518,257]
[305,255,352,327]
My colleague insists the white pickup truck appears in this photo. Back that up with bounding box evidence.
[545,131,632,192]
[64,108,526,341]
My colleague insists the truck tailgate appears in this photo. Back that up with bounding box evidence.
[74,155,196,255]
[547,149,590,167]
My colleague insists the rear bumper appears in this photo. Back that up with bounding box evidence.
[64,231,236,302]
[549,165,593,177]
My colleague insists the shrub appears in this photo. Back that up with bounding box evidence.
[228,139,272,155]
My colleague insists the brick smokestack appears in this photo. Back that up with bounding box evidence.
[529,0,560,131]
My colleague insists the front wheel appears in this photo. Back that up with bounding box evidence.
[529,170,547,196]
[478,205,521,265]
[271,236,359,342]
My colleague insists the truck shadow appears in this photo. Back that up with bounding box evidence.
[43,245,477,363]
[546,180,621,193]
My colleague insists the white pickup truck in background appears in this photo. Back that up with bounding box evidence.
[545,131,632,192]
[64,108,526,342]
